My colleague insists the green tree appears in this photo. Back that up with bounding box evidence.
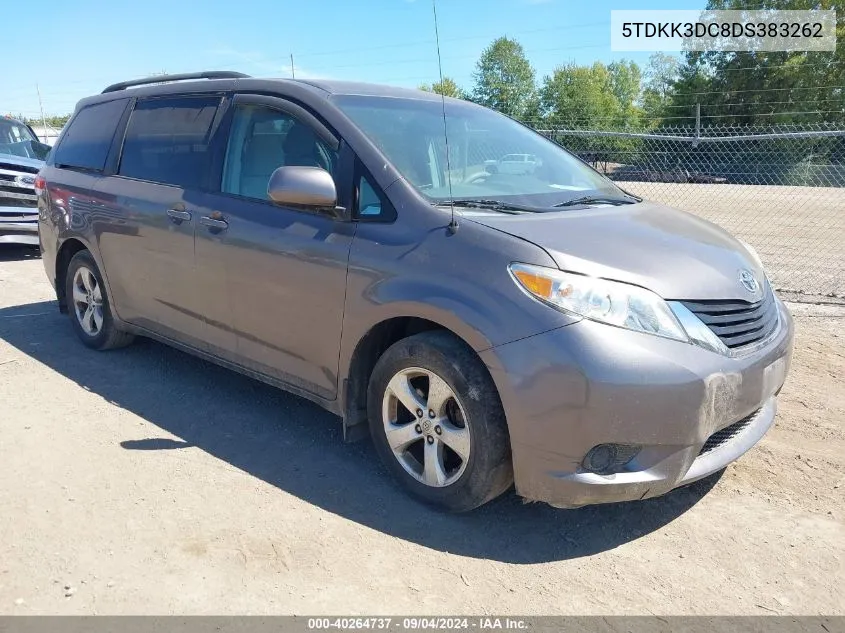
[418,77,464,98]
[607,60,642,110]
[539,62,625,129]
[667,0,845,126]
[641,53,680,122]
[608,59,644,127]
[665,61,714,126]
[644,53,680,100]
[22,114,72,129]
[471,37,536,118]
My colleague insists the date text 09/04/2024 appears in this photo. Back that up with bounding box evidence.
[307,618,528,630]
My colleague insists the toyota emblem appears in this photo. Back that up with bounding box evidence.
[739,269,759,294]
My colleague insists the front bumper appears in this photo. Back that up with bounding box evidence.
[480,296,794,508]
[0,207,39,245]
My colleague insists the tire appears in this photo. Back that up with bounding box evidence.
[367,331,513,512]
[65,250,134,350]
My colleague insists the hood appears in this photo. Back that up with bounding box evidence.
[466,201,766,302]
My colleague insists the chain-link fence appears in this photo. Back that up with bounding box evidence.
[532,123,845,302]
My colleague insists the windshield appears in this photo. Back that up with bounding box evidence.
[334,95,622,209]
[0,118,44,159]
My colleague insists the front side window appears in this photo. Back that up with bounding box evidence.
[118,96,220,188]
[0,120,35,145]
[52,99,128,171]
[221,104,336,201]
[334,95,622,210]
[0,118,40,159]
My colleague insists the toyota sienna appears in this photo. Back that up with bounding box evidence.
[36,72,794,511]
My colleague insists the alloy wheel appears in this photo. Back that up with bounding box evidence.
[72,266,104,337]
[381,367,471,487]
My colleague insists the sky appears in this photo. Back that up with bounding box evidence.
[5,0,704,118]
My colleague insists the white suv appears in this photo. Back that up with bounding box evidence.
[485,153,541,175]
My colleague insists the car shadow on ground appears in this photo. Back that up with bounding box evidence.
[0,245,41,261]
[0,300,722,564]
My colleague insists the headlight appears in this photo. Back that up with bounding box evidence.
[509,263,688,342]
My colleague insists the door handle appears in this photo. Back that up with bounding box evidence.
[167,207,192,224]
[200,215,229,232]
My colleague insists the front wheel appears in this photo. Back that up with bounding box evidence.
[367,331,513,512]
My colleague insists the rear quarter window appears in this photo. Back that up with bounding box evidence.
[52,99,129,171]
[118,96,221,189]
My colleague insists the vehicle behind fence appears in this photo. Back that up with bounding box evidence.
[533,124,845,302]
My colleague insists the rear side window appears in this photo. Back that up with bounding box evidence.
[52,99,128,171]
[118,96,220,188]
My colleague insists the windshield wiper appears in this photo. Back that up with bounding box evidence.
[436,199,538,214]
[553,195,637,208]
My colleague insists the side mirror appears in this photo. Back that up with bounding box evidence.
[267,166,340,214]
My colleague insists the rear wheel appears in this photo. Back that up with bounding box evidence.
[65,250,134,350]
[368,331,512,512]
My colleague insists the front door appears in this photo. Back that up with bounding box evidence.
[193,95,355,399]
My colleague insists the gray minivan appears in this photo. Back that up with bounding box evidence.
[37,72,793,511]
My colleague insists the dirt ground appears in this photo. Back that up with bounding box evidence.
[0,245,843,615]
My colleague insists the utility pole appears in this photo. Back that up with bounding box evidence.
[290,54,296,79]
[36,84,48,143]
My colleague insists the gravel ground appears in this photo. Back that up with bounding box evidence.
[0,245,843,615]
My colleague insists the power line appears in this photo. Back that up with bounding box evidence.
[688,60,841,73]
[671,85,845,97]
[284,20,609,59]
[1,21,610,98]
[536,109,845,124]
[660,98,845,110]
[5,40,609,104]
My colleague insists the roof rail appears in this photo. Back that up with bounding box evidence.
[102,71,251,94]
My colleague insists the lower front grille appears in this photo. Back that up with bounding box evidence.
[0,197,37,209]
[0,213,37,223]
[681,287,778,351]
[699,408,761,456]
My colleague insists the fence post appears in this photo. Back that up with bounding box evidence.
[693,103,701,148]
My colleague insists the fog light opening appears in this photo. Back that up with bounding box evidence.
[582,443,641,475]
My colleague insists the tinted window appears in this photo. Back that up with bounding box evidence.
[52,99,128,171]
[119,96,220,188]
[221,104,336,201]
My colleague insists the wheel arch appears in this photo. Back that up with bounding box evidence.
[341,314,500,441]
[55,237,119,321]
[55,238,90,313]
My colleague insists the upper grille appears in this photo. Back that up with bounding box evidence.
[0,161,39,174]
[0,163,38,209]
[698,408,761,456]
[681,287,778,350]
